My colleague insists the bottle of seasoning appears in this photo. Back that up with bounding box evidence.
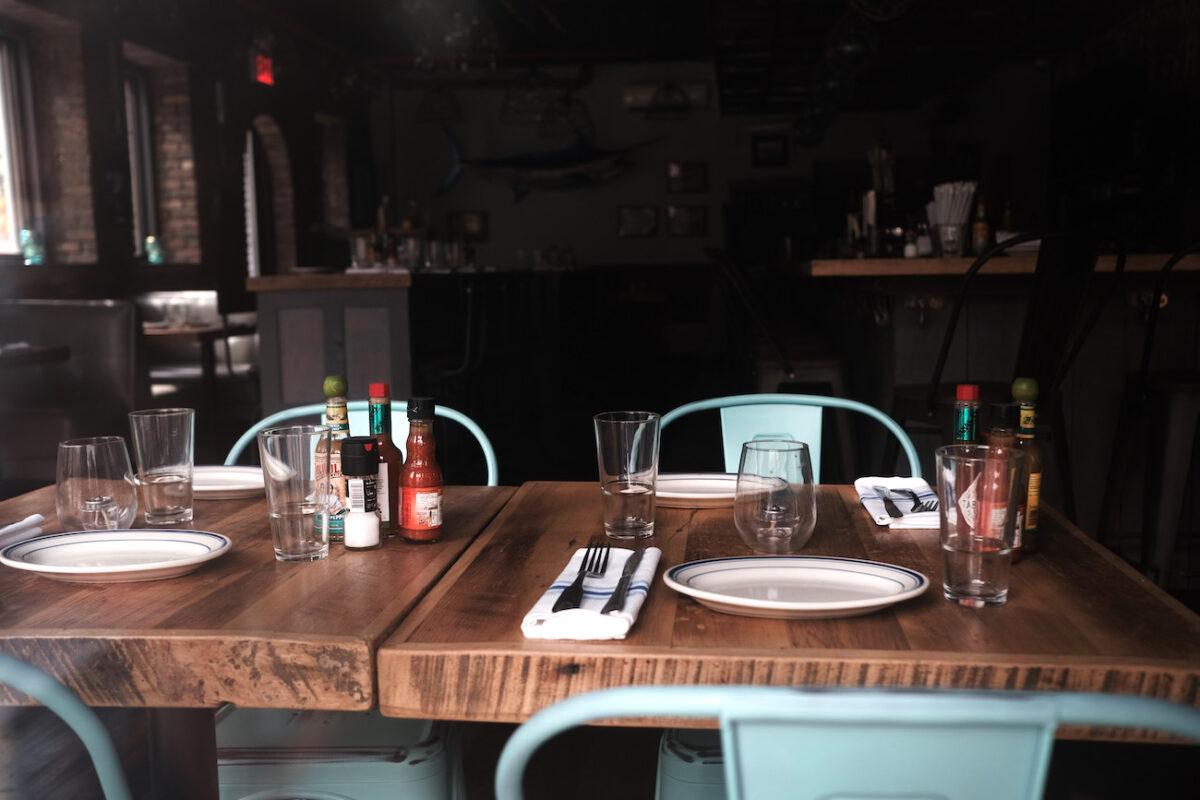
[1012,377,1043,555]
[953,384,981,444]
[316,374,350,541]
[985,403,1027,560]
[400,397,443,543]
[341,437,381,551]
[368,382,402,536]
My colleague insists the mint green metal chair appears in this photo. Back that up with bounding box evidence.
[661,393,922,481]
[225,401,499,486]
[0,653,132,800]
[495,686,1200,800]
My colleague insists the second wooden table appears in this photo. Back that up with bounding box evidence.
[378,482,1200,725]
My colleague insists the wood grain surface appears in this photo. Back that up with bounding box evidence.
[807,253,1200,278]
[377,482,1200,730]
[0,484,513,710]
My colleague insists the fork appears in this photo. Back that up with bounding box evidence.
[552,539,611,612]
[904,489,939,513]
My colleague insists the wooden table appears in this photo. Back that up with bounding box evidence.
[378,482,1200,731]
[0,484,513,710]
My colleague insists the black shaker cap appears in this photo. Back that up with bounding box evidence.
[341,436,379,476]
[407,397,435,420]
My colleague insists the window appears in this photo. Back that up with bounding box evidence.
[0,37,32,255]
[123,68,156,256]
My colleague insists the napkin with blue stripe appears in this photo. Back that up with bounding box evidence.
[854,477,939,529]
[522,546,662,641]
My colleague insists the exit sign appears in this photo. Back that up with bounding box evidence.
[254,52,274,86]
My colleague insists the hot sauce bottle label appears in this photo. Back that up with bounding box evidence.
[954,408,977,443]
[958,474,979,530]
[402,487,442,530]
[377,463,390,522]
[1026,472,1041,528]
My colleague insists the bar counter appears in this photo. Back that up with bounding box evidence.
[807,253,1200,278]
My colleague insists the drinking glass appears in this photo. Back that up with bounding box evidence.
[936,224,966,256]
[56,437,139,530]
[129,408,195,525]
[258,425,331,562]
[936,444,1026,607]
[734,440,816,553]
[594,411,660,539]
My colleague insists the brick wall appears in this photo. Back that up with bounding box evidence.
[27,24,97,264]
[251,114,296,272]
[149,63,201,263]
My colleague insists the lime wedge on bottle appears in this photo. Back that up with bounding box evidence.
[323,374,348,399]
[1012,377,1039,403]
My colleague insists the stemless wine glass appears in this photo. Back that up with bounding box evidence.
[56,437,139,530]
[734,439,816,553]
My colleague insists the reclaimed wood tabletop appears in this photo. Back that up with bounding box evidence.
[377,481,1200,729]
[0,484,514,710]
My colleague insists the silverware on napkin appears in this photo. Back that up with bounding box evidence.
[601,549,645,615]
[872,486,904,518]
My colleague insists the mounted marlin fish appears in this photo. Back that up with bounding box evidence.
[442,127,660,203]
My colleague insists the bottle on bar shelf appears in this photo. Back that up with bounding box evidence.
[972,195,991,255]
[985,403,1027,560]
[954,384,981,444]
[368,382,402,537]
[1012,377,1043,556]
[316,374,350,541]
[400,397,443,543]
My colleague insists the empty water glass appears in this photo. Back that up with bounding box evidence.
[129,408,195,525]
[594,411,660,539]
[734,440,816,553]
[258,425,331,562]
[56,437,139,530]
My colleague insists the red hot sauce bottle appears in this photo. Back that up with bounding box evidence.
[400,397,443,542]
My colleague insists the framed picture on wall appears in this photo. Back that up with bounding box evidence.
[665,205,708,237]
[751,133,789,167]
[666,160,708,193]
[617,206,659,238]
[447,210,489,242]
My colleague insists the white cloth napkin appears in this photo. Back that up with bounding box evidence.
[854,477,939,529]
[0,514,45,548]
[522,546,662,641]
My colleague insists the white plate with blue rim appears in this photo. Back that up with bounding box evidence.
[0,529,232,583]
[656,473,738,508]
[663,555,929,619]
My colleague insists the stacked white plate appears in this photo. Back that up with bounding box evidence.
[193,466,265,500]
[656,473,737,509]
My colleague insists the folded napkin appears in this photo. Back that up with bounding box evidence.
[0,514,45,549]
[854,477,939,529]
[522,546,662,641]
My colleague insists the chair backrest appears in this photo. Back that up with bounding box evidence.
[925,231,1100,413]
[225,401,499,486]
[495,685,1200,800]
[662,394,921,480]
[0,653,132,800]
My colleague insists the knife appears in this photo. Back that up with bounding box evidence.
[601,549,645,615]
[872,486,904,518]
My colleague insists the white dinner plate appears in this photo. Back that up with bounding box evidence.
[193,466,265,500]
[656,473,738,508]
[663,555,928,619]
[0,529,232,583]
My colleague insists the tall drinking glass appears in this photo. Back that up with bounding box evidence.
[56,437,139,530]
[935,444,1025,607]
[594,411,660,539]
[258,425,331,562]
[734,440,816,553]
[128,408,195,525]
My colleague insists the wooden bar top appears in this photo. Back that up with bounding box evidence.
[377,482,1200,730]
[0,484,513,709]
[808,253,1200,278]
[247,272,413,292]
